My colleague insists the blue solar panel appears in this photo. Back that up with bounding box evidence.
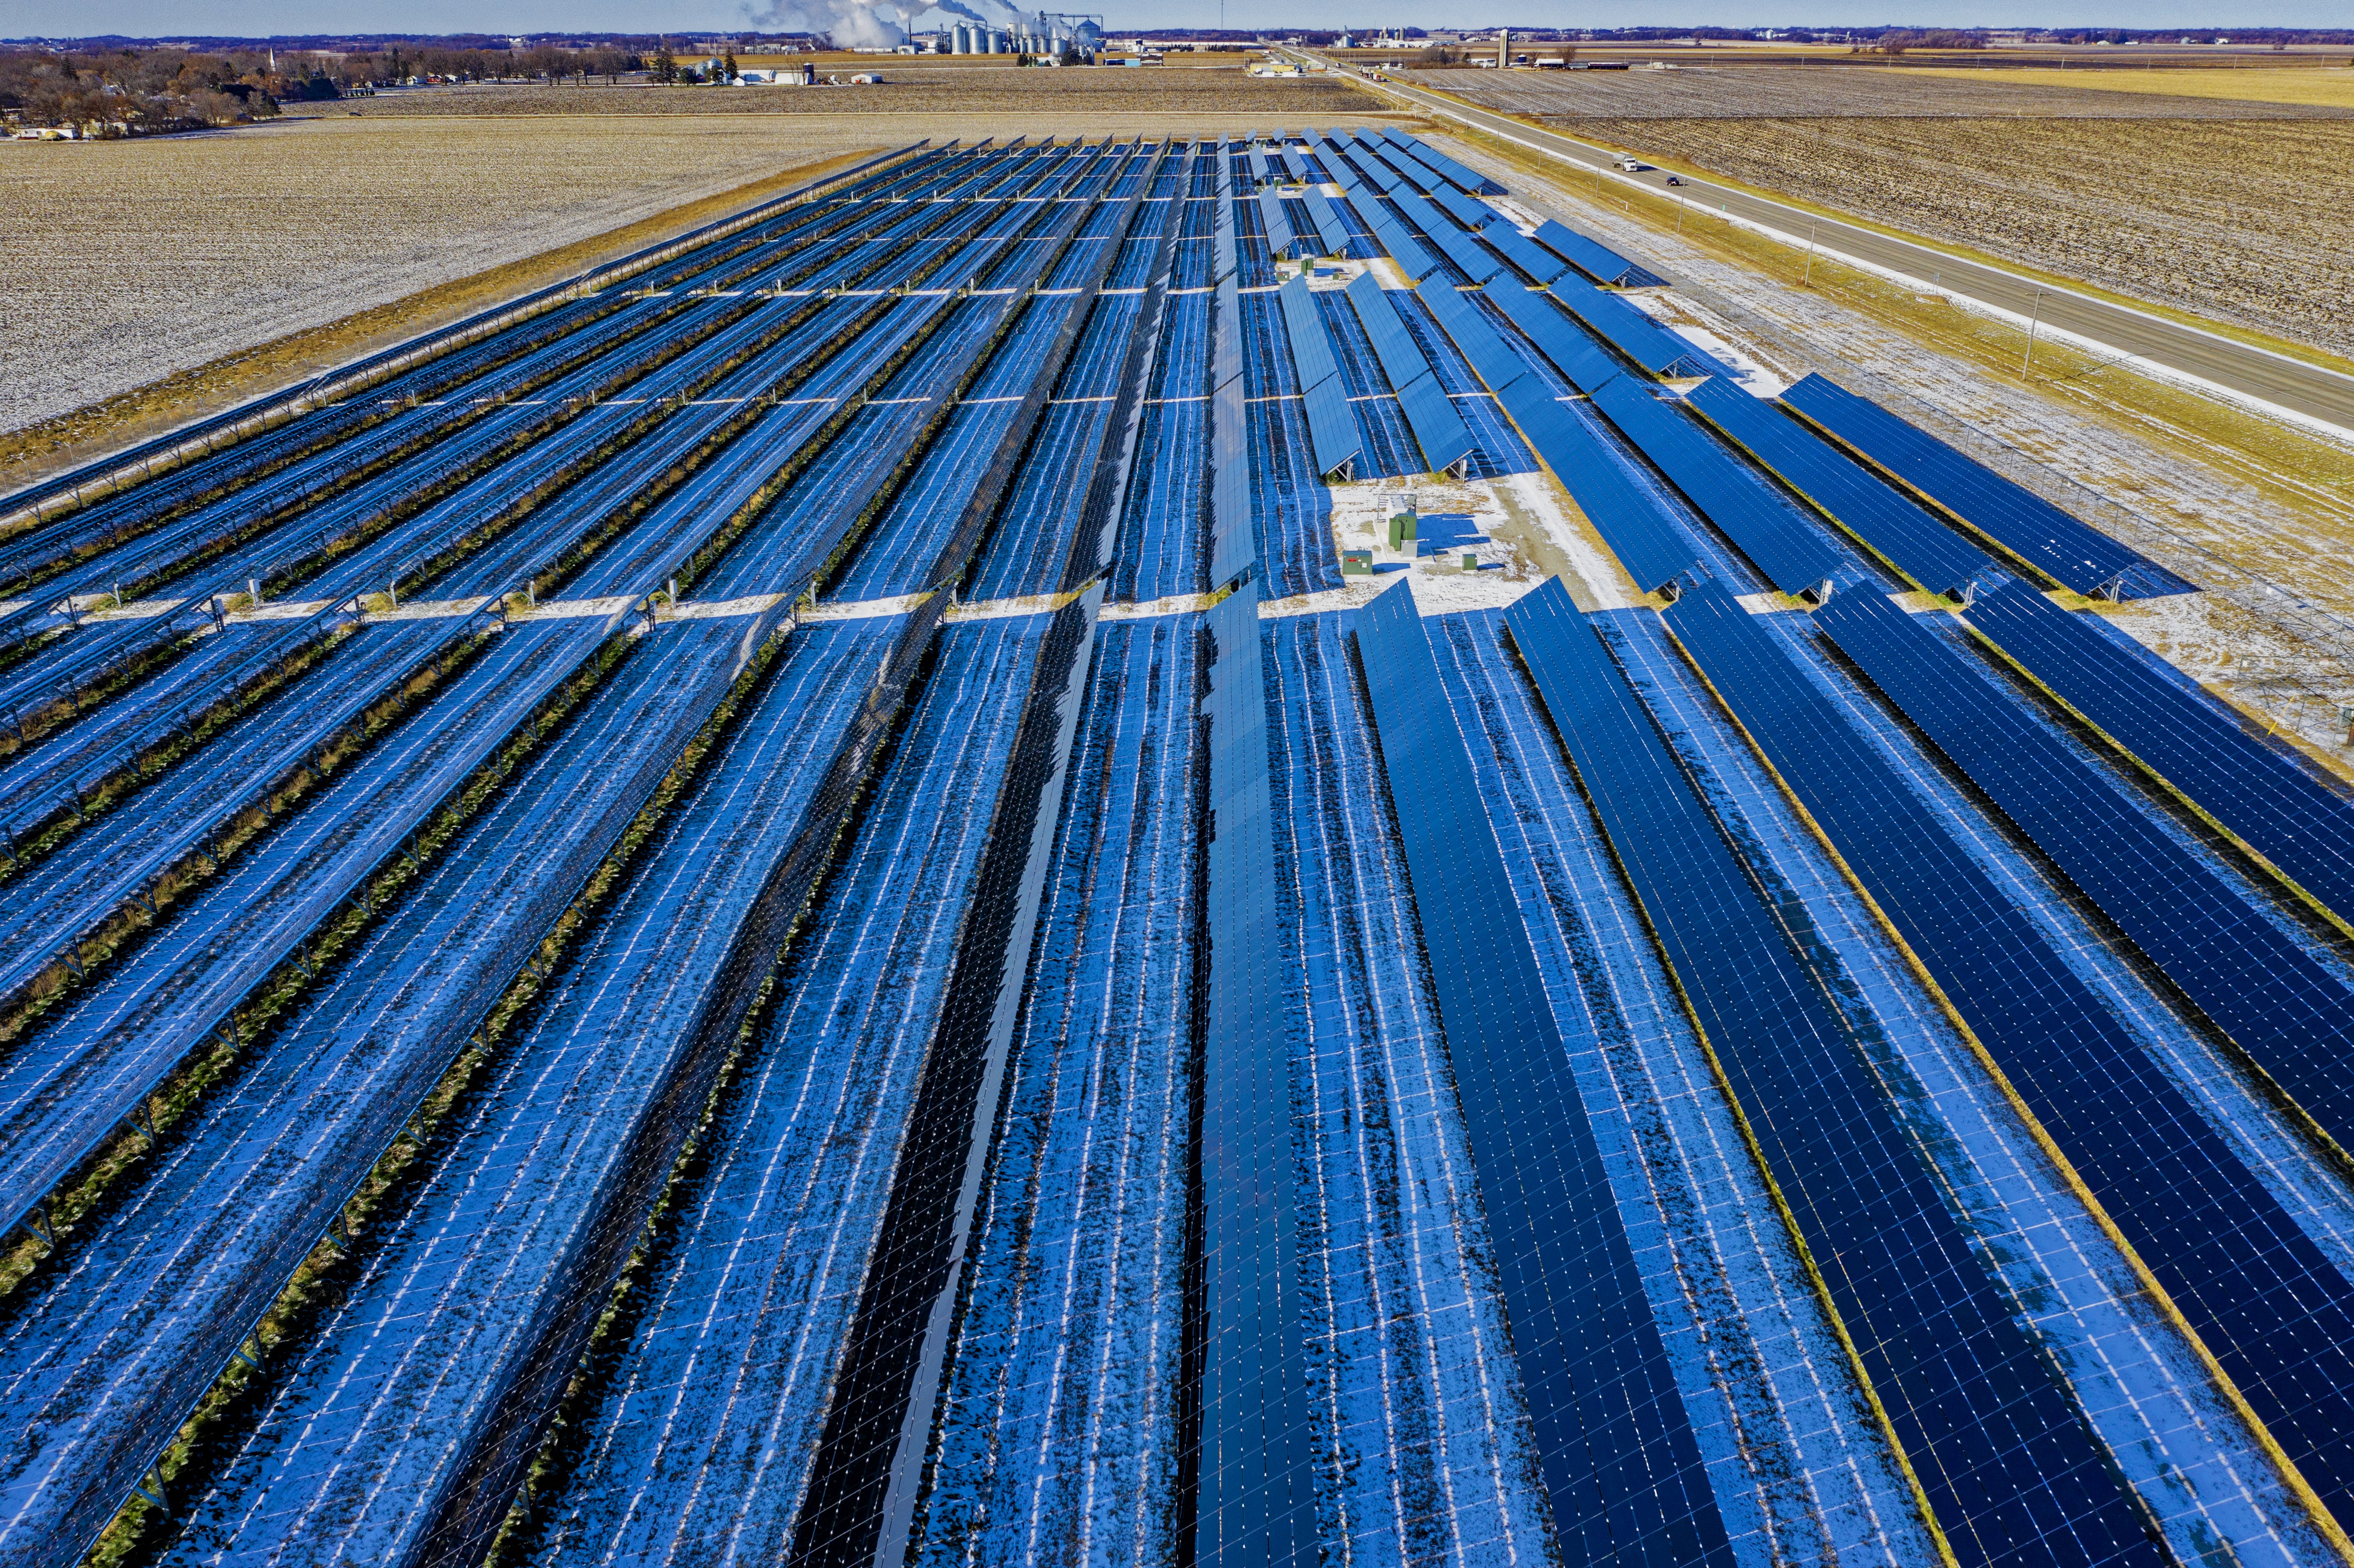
[1257,190,1298,259]
[1532,219,1666,288]
[1585,377,1842,597]
[1816,588,2354,1155]
[1782,374,2197,599]
[1666,582,2354,1533]
[1505,579,2167,1568]
[1478,218,1574,285]
[1416,280,1534,392]
[1685,376,1993,598]
[1339,137,1404,195]
[1432,185,1495,232]
[1395,373,1475,475]
[1344,273,1430,390]
[1375,142,1449,196]
[1276,277,1339,390]
[1354,582,1731,1567]
[1197,581,1317,1568]
[1300,189,1348,255]
[1963,579,2354,927]
[1548,286,1711,379]
[1213,276,1243,389]
[1300,375,1363,479]
[1389,190,1506,283]
[1478,281,1622,392]
[1387,131,1502,195]
[1489,379,1697,595]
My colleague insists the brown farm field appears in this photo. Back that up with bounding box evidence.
[0,117,889,460]
[1420,63,2354,118]
[1560,115,2354,352]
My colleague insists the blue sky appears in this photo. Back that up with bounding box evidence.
[4,0,2335,39]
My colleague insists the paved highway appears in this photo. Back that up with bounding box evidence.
[1326,61,2354,436]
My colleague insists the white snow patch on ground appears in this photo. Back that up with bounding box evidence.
[1495,470,1638,610]
[1623,292,1791,395]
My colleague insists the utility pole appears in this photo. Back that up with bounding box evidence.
[1802,217,1818,285]
[2022,285,2045,376]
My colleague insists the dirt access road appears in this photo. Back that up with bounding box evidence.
[1332,59,2354,437]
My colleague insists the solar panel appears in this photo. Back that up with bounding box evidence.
[1389,190,1506,283]
[1432,185,1495,232]
[1354,582,1732,1567]
[1213,275,1242,389]
[1388,132,1503,195]
[1782,373,2196,599]
[1532,219,1666,288]
[1505,579,2167,1568]
[1300,375,1362,479]
[1394,374,1474,476]
[1197,581,1318,1568]
[1280,194,1328,258]
[1276,277,1339,390]
[1548,285,1711,379]
[1379,144,1451,196]
[1344,138,1405,195]
[1817,587,2354,1154]
[1963,579,2354,927]
[1478,281,1621,392]
[1585,377,1841,598]
[1344,274,1428,386]
[1684,376,1992,599]
[1478,218,1574,286]
[1301,189,1349,256]
[1490,380,1697,595]
[1417,281,1538,392]
[1665,582,2354,1529]
[1256,190,1298,260]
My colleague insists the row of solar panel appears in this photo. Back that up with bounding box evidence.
[1667,583,2354,1534]
[1517,580,2166,1568]
[1393,185,2354,1539]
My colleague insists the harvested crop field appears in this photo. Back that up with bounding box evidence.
[1565,116,2354,352]
[0,115,891,441]
[290,67,1374,119]
[1909,65,2354,110]
[1422,63,2354,118]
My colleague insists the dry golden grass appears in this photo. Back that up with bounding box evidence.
[1908,65,2354,108]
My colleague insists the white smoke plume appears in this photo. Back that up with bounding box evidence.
[904,0,1037,32]
[744,0,913,49]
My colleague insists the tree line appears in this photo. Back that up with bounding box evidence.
[0,42,659,134]
[0,48,283,134]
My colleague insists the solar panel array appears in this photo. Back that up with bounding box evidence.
[1671,583,2354,1531]
[1684,376,1995,598]
[1819,590,2354,1148]
[1507,580,2167,1568]
[1963,579,2354,924]
[1,118,2345,1568]
[1783,373,2197,599]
